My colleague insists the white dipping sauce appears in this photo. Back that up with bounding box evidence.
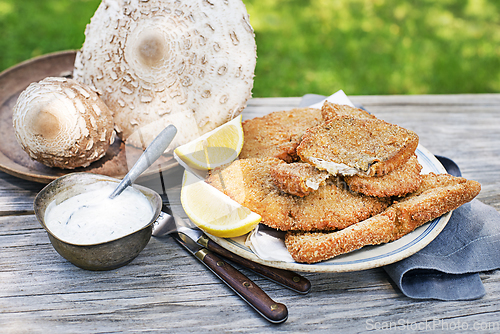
[44,183,154,245]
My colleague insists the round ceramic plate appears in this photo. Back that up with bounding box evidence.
[206,145,451,273]
[0,51,177,184]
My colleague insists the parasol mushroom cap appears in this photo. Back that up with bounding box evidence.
[73,0,257,149]
[12,77,115,169]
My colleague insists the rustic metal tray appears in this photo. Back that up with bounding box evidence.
[0,50,177,184]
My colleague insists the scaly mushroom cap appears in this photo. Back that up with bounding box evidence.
[12,77,115,169]
[73,0,257,149]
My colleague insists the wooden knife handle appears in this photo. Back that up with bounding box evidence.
[201,236,311,294]
[200,249,288,324]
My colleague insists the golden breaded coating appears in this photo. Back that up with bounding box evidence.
[292,181,391,231]
[344,155,423,197]
[297,116,419,177]
[285,211,397,264]
[390,172,481,237]
[206,158,390,231]
[239,108,322,162]
[270,162,330,197]
[321,101,376,123]
[284,173,481,263]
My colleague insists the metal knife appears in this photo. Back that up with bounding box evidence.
[173,231,288,324]
[153,209,311,294]
[181,225,311,294]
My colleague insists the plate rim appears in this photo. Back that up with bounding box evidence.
[205,144,452,273]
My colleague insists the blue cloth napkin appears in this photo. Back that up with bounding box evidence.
[384,199,500,300]
[299,94,500,300]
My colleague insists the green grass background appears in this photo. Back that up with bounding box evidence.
[1,0,499,97]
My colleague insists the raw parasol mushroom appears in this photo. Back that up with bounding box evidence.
[73,0,257,149]
[12,77,115,169]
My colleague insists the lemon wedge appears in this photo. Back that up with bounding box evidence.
[180,170,261,238]
[174,115,244,170]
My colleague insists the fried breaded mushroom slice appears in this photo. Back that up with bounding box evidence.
[270,162,330,197]
[321,101,376,123]
[344,154,423,197]
[297,116,419,177]
[239,108,322,162]
[285,173,481,264]
[206,158,390,231]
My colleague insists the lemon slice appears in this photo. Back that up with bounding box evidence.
[174,115,244,170]
[180,170,261,238]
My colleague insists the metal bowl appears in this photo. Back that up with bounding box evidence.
[34,172,162,271]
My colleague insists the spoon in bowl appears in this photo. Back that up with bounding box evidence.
[109,125,177,199]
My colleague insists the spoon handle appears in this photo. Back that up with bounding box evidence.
[110,125,177,198]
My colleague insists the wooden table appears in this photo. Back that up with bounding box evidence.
[1,94,500,333]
